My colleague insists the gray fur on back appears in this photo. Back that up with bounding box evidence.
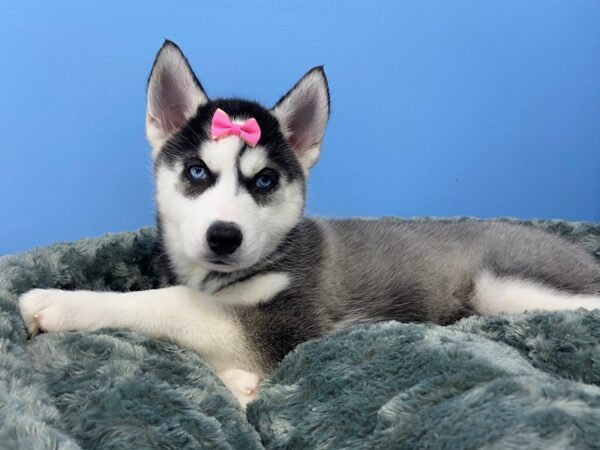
[321,218,600,320]
[233,218,600,372]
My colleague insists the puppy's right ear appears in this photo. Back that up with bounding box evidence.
[271,67,330,173]
[146,40,209,153]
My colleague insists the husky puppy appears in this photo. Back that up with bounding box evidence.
[20,41,600,408]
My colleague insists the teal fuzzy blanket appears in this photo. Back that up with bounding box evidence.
[1,220,600,449]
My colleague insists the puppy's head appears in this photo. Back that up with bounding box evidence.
[147,41,329,274]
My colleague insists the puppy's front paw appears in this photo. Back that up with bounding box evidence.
[219,369,261,410]
[19,289,74,336]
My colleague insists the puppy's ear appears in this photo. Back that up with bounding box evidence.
[271,67,330,172]
[146,40,209,153]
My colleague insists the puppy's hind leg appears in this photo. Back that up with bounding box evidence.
[473,271,600,315]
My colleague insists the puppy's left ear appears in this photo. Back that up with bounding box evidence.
[271,67,330,172]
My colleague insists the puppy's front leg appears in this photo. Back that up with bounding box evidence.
[19,286,260,405]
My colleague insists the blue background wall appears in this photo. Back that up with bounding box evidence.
[1,1,599,255]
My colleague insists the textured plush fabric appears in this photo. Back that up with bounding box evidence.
[1,220,599,449]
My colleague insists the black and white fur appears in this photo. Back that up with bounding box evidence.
[20,41,600,408]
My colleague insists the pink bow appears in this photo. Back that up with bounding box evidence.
[210,108,261,147]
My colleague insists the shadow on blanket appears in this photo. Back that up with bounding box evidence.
[1,219,599,449]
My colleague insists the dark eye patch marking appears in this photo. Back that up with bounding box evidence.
[255,170,278,192]
[179,158,218,197]
[155,98,307,200]
[237,167,280,205]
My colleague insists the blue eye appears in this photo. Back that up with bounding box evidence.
[255,173,277,192]
[188,165,208,181]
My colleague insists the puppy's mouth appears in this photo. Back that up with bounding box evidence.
[201,251,263,273]
[202,256,242,273]
[207,258,229,266]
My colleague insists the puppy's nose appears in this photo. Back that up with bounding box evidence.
[206,221,243,256]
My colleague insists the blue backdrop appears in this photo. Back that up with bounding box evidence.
[1,1,599,255]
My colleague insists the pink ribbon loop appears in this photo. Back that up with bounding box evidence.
[210,108,261,147]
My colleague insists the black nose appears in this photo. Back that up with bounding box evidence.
[206,221,243,256]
